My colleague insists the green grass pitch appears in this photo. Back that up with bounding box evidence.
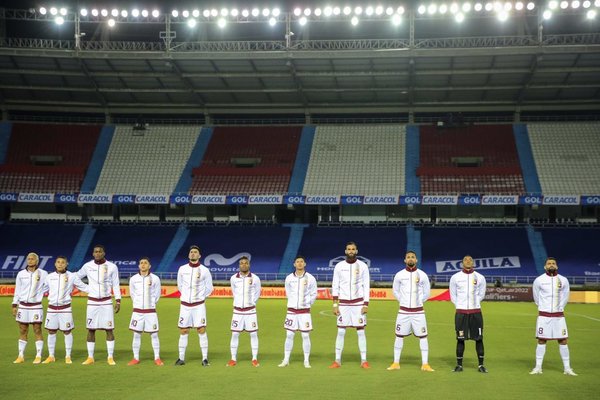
[2,297,599,399]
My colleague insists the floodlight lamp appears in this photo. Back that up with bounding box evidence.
[333,6,341,15]
[392,13,402,25]
[515,2,524,10]
[294,8,302,16]
[39,7,47,15]
[131,9,139,17]
[397,6,405,14]
[231,9,239,17]
[217,18,226,28]
[450,3,460,13]
[172,10,178,18]
[152,10,160,18]
[549,0,559,9]
[107,18,115,27]
[80,9,88,17]
[526,2,535,9]
[121,10,128,18]
[376,6,384,15]
[463,3,472,12]
[504,2,512,11]
[366,6,374,16]
[324,6,333,16]
[55,16,64,25]
[304,8,312,16]
[111,9,118,17]
[595,0,600,7]
[543,9,552,19]
[212,9,219,17]
[343,6,352,15]
[582,0,591,8]
[261,8,269,17]
[272,8,280,17]
[315,8,323,16]
[474,3,483,11]
[418,5,427,14]
[455,12,465,21]
[299,16,308,25]
[586,9,597,18]
[201,10,208,18]
[242,9,250,17]
[50,7,58,15]
[222,8,230,17]
[560,1,568,8]
[141,10,149,18]
[101,9,108,17]
[354,6,363,15]
[59,7,67,16]
[351,16,359,25]
[187,18,197,28]
[493,1,502,11]
[428,4,437,14]
[269,17,277,26]
[192,10,200,18]
[485,2,494,11]
[497,10,509,20]
[571,1,581,8]
[251,8,259,17]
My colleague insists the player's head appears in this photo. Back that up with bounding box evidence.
[345,241,358,260]
[404,250,418,268]
[462,255,475,271]
[92,245,106,261]
[239,256,250,273]
[189,245,201,263]
[55,256,68,273]
[139,257,151,274]
[294,256,306,272]
[26,252,39,268]
[544,257,558,275]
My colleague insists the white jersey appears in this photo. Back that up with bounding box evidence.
[392,267,431,310]
[129,273,161,310]
[46,271,88,307]
[533,273,570,314]
[177,263,213,305]
[230,272,261,309]
[12,268,49,306]
[77,259,121,305]
[331,259,370,304]
[285,271,317,310]
[449,270,486,312]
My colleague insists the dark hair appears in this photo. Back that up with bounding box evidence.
[346,241,358,249]
[55,255,68,262]
[545,257,557,263]
[294,255,306,262]
[93,245,105,252]
[139,257,151,263]
[189,245,201,252]
[406,250,417,257]
[239,256,250,262]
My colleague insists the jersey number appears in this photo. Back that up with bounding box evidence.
[538,327,544,335]
[231,320,238,328]
[131,320,138,327]
[285,318,294,327]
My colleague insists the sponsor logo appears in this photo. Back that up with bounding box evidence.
[18,193,54,203]
[519,195,543,205]
[113,260,137,267]
[248,195,282,204]
[459,195,481,205]
[284,195,306,205]
[0,193,18,202]
[399,196,421,205]
[363,196,398,205]
[135,195,168,204]
[435,256,521,273]
[171,195,192,204]
[305,196,340,204]
[542,196,580,205]
[581,196,600,205]
[481,195,518,205]
[191,195,226,204]
[422,195,457,205]
[226,195,249,205]
[113,195,135,204]
[341,196,364,205]
[1,255,54,270]
[55,193,77,203]
[78,194,112,203]
[204,252,251,267]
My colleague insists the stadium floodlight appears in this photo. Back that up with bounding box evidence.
[202,10,209,18]
[59,7,67,16]
[55,16,64,25]
[351,16,359,25]
[474,3,483,11]
[343,6,352,15]
[107,18,116,27]
[324,6,333,16]
[293,8,302,16]
[39,7,47,15]
[304,8,312,16]
[504,2,512,11]
[463,2,472,12]
[582,0,591,7]
[272,8,281,17]
[315,8,322,16]
[366,6,374,16]
[376,5,384,15]
[527,2,535,10]
[571,0,581,8]
[121,10,128,18]
[543,9,552,19]
[549,0,559,9]
[141,9,149,18]
[101,9,108,17]
[217,18,226,28]
[418,5,427,14]
[222,8,230,17]
[131,9,139,17]
[80,9,88,17]
[242,9,250,17]
[497,10,509,20]
[439,3,449,13]
[212,9,219,17]
[269,17,277,26]
[192,9,200,18]
[251,8,259,17]
[152,9,160,18]
[485,2,494,11]
[595,0,600,7]
[172,10,179,18]
[515,2,524,10]
[231,9,239,17]
[299,16,308,25]
[187,18,197,28]
[333,6,341,15]
[354,6,363,15]
[397,6,405,14]
[392,13,402,25]
[428,4,437,14]
[560,1,569,8]
[455,12,465,21]
[450,3,460,13]
[587,9,597,18]
[111,9,118,17]
[92,9,99,16]
[493,1,503,11]
[262,8,269,17]
[50,7,58,15]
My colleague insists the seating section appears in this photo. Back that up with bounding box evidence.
[189,126,301,195]
[94,125,201,194]
[0,123,101,192]
[302,125,406,195]
[528,123,600,195]
[418,124,525,194]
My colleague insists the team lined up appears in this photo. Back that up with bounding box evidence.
[11,242,576,374]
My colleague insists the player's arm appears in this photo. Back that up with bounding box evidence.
[12,272,21,316]
[559,277,570,310]
[308,275,318,306]
[112,266,121,313]
[153,276,162,304]
[76,264,87,280]
[331,266,340,315]
[177,267,183,293]
[361,264,370,314]
[392,273,401,301]
[129,276,136,300]
[41,272,50,294]
[253,275,261,304]
[73,274,89,293]
[421,272,431,302]
[476,274,487,303]
[532,278,540,306]
[204,268,214,298]
[449,275,457,305]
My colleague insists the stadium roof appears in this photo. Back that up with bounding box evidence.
[0,1,599,120]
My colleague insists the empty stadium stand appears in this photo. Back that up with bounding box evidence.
[0,123,101,192]
[418,124,526,194]
[302,125,406,195]
[94,125,201,194]
[528,123,600,195]
[189,126,301,195]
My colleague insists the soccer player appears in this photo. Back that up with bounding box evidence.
[175,245,213,366]
[128,257,163,366]
[227,256,261,367]
[43,256,88,364]
[278,256,317,369]
[449,255,487,373]
[77,245,121,365]
[529,257,577,376]
[329,241,370,369]
[387,250,434,372]
[12,252,49,364]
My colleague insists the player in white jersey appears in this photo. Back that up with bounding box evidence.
[128,257,163,366]
[449,255,487,373]
[529,257,577,376]
[175,245,213,366]
[12,252,49,364]
[329,241,370,369]
[42,256,88,364]
[278,256,317,369]
[387,251,435,372]
[76,245,121,365]
[227,256,262,367]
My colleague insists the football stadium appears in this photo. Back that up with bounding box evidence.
[1,1,599,399]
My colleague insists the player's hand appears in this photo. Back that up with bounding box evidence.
[333,305,340,316]
[12,306,17,317]
[114,302,120,314]
[361,306,368,315]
